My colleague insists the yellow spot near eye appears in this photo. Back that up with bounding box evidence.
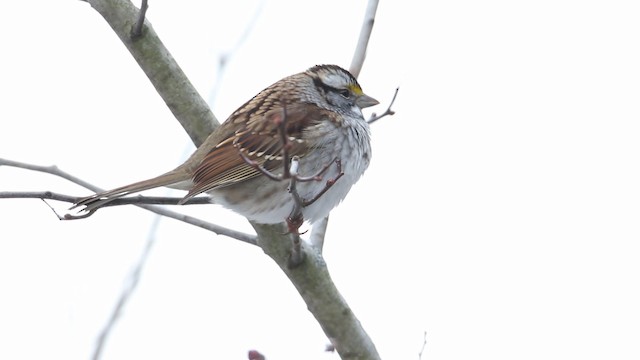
[348,83,363,95]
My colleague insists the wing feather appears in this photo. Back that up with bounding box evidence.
[182,103,331,201]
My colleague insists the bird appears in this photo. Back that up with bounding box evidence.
[71,64,378,225]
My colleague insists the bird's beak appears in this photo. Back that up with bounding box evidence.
[356,93,379,109]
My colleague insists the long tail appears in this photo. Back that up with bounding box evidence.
[70,169,190,213]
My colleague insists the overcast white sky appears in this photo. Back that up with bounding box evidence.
[1,1,639,359]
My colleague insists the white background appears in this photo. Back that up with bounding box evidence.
[1,1,639,359]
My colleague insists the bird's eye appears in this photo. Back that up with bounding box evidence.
[339,89,351,98]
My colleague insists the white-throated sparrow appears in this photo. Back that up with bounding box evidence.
[72,64,378,224]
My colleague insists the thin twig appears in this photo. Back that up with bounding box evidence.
[236,148,286,181]
[0,191,80,204]
[208,0,265,105]
[1,158,102,193]
[286,156,303,229]
[0,191,210,207]
[284,157,304,266]
[301,160,343,207]
[92,214,159,360]
[368,87,399,124]
[276,104,292,179]
[130,0,148,39]
[418,331,427,360]
[0,158,257,245]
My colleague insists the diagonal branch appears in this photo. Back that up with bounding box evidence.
[252,223,380,360]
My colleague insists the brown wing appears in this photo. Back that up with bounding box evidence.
[181,102,331,201]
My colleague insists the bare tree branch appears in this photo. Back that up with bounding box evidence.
[92,214,159,360]
[0,191,212,207]
[418,331,428,360]
[253,223,380,360]
[208,0,265,105]
[0,157,103,193]
[349,0,379,78]
[0,158,257,245]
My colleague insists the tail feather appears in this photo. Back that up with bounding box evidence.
[71,170,189,213]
